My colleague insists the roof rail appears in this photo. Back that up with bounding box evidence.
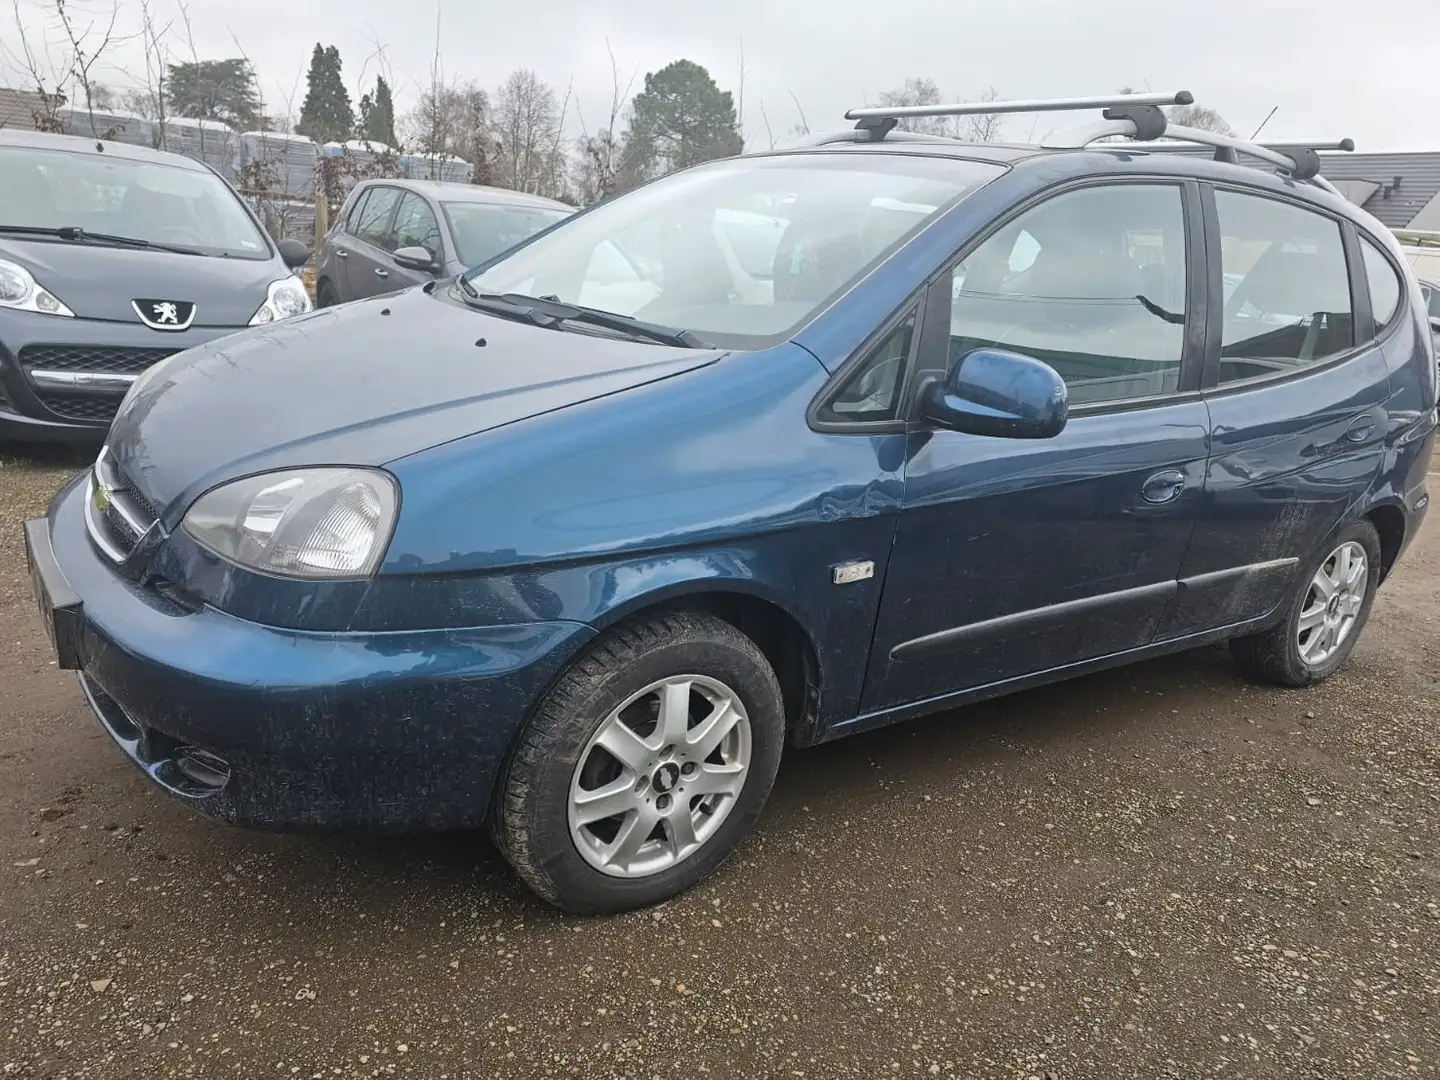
[843,91,1192,141]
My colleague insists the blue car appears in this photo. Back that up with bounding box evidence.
[24,92,1436,913]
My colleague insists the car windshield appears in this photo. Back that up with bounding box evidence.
[465,152,1003,348]
[0,143,271,259]
[444,201,571,267]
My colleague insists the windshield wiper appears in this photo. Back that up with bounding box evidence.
[0,224,204,256]
[457,281,710,348]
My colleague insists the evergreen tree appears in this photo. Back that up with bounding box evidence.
[358,75,398,147]
[165,59,261,128]
[620,60,743,184]
[297,44,354,144]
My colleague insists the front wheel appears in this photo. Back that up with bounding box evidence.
[1229,520,1382,687]
[492,611,785,914]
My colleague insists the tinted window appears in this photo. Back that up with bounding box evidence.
[1360,238,1402,332]
[353,186,400,247]
[391,192,442,258]
[443,202,569,266]
[0,143,269,259]
[1215,191,1353,385]
[948,184,1188,406]
[469,154,1002,350]
[815,314,915,424]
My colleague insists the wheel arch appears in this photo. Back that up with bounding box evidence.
[1364,499,1407,583]
[589,581,824,746]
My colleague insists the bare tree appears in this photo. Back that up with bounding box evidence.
[491,68,563,196]
[875,77,1003,142]
[51,0,123,135]
[2,0,125,133]
[572,39,638,203]
[1167,103,1234,136]
[964,86,1004,143]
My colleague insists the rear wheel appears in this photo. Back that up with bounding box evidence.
[1229,520,1382,687]
[492,611,784,914]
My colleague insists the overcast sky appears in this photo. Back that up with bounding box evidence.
[14,0,1440,152]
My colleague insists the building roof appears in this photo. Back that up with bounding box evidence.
[0,87,55,130]
[1109,142,1440,231]
[0,126,211,170]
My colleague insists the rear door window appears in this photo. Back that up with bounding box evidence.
[1214,191,1354,384]
[1359,237,1402,334]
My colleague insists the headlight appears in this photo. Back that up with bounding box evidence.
[0,258,75,317]
[182,467,398,579]
[248,276,313,325]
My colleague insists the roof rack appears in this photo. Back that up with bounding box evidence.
[844,91,1192,141]
[835,90,1350,191]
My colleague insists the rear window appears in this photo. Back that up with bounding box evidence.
[0,143,271,259]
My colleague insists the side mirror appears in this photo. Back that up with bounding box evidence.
[1429,315,1440,333]
[276,238,311,269]
[920,348,1068,439]
[394,246,440,273]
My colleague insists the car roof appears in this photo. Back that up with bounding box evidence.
[0,127,212,172]
[763,133,1380,229]
[358,177,570,211]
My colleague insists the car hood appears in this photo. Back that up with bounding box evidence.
[108,285,724,522]
[0,236,283,327]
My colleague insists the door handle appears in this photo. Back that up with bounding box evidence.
[1141,469,1187,505]
[374,268,389,278]
[1343,416,1374,444]
[334,248,348,259]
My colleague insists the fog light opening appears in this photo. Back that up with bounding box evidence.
[173,746,231,789]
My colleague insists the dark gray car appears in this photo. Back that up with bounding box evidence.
[315,180,571,306]
[0,130,312,443]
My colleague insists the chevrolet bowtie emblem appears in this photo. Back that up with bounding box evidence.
[93,482,111,514]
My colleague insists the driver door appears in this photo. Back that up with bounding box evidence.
[862,180,1212,712]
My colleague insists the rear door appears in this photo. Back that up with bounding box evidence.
[1158,186,1391,639]
[339,184,402,300]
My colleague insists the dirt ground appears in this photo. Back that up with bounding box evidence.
[1,447,1435,1080]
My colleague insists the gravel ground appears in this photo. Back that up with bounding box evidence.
[1,448,1436,1080]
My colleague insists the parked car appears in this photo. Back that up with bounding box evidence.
[25,94,1435,914]
[0,129,312,442]
[315,179,571,305]
[1394,230,1440,354]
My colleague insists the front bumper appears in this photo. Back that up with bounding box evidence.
[0,310,240,442]
[25,478,595,830]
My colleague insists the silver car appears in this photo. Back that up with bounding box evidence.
[315,180,571,306]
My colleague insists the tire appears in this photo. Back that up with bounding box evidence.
[1229,519,1382,687]
[316,279,338,307]
[492,611,785,914]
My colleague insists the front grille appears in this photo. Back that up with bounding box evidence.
[19,344,177,374]
[38,393,121,425]
[84,449,160,564]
